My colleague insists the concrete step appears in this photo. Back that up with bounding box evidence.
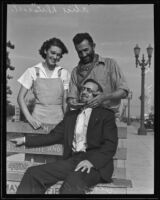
[7,178,132,194]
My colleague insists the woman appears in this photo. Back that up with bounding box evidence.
[17,37,70,130]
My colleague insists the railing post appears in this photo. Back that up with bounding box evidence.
[15,105,20,122]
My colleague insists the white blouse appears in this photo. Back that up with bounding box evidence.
[17,62,70,90]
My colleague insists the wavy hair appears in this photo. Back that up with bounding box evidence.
[39,37,68,59]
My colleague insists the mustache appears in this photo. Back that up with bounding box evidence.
[81,94,88,98]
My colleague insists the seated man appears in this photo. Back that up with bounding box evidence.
[11,79,118,194]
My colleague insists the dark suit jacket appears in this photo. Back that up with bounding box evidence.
[26,107,118,181]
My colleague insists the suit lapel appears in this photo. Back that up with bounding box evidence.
[87,108,101,130]
[67,110,80,146]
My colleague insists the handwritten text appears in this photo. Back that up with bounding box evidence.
[9,4,89,15]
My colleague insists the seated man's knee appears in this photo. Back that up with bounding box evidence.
[59,172,86,194]
[25,165,40,177]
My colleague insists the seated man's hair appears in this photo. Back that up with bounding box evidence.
[83,79,103,92]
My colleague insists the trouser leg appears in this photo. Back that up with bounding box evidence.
[16,159,76,194]
[60,168,101,194]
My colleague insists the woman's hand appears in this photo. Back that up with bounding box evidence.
[26,115,42,129]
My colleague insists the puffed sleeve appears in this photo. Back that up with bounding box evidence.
[61,69,71,90]
[17,68,34,90]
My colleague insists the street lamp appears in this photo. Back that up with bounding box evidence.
[127,90,133,125]
[134,44,153,135]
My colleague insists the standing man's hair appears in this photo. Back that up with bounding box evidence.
[73,33,94,46]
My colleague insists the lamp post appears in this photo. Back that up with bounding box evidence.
[134,44,153,135]
[127,91,133,125]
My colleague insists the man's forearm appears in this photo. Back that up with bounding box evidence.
[103,89,128,101]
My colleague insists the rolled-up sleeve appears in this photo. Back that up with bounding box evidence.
[61,69,71,90]
[67,68,79,99]
[110,59,129,95]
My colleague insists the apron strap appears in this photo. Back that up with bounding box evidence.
[58,68,63,78]
[35,67,40,78]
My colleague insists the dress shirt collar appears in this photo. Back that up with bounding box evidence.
[80,107,92,115]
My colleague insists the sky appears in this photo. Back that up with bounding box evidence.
[7,4,154,117]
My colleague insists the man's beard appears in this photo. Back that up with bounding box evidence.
[80,52,94,64]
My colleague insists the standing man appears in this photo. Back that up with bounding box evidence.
[11,79,118,194]
[68,32,129,115]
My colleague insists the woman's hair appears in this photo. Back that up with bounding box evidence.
[39,37,68,59]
